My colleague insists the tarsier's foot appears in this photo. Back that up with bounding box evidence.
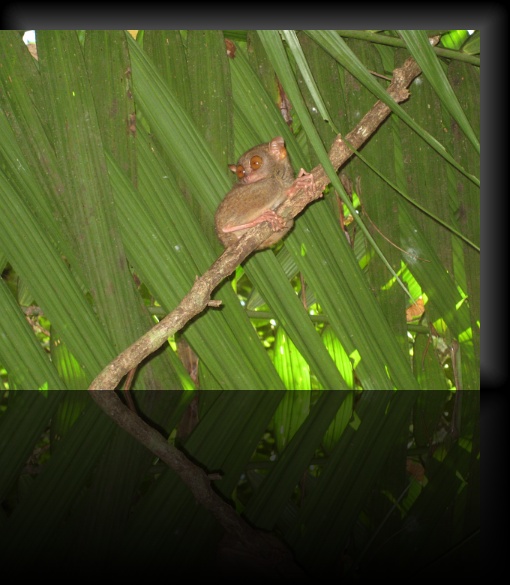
[286,168,315,198]
[258,209,288,232]
[222,209,287,234]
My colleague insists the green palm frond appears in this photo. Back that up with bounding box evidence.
[1,30,479,391]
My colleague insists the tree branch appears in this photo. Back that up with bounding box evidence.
[87,55,424,576]
[89,56,422,391]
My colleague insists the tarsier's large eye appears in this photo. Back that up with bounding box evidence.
[236,165,245,179]
[250,155,263,170]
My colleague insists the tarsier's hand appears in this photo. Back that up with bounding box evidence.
[285,168,315,199]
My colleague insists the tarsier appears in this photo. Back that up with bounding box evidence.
[215,136,314,250]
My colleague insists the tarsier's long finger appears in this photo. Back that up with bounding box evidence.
[286,168,314,198]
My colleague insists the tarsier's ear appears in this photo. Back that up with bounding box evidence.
[228,164,237,174]
[269,136,287,161]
